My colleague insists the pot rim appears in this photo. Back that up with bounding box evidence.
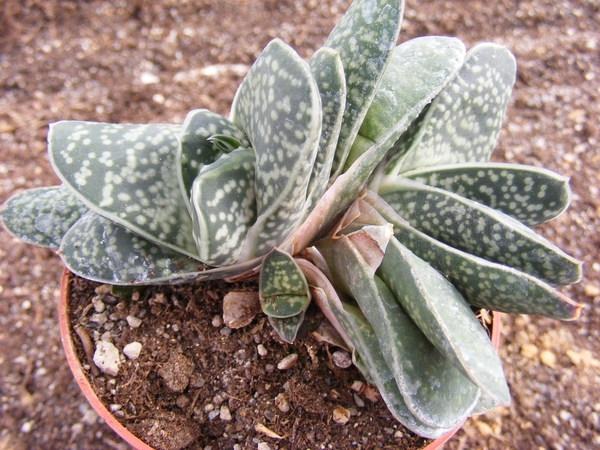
[58,268,502,450]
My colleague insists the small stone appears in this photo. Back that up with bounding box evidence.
[204,404,215,412]
[332,350,352,368]
[473,419,494,436]
[93,341,120,376]
[265,364,275,373]
[109,404,122,412]
[277,353,298,370]
[90,313,108,324]
[220,327,232,336]
[20,420,34,433]
[350,380,364,392]
[219,405,232,421]
[540,350,557,368]
[176,395,190,409]
[257,344,268,356]
[126,315,143,328]
[123,342,142,360]
[222,291,261,328]
[353,393,365,408]
[394,430,404,438]
[208,410,219,421]
[257,443,271,450]
[212,315,223,327]
[158,353,195,392]
[584,284,600,298]
[332,405,350,424]
[520,343,539,359]
[275,393,290,413]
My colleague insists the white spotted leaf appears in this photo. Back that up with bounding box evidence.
[346,37,466,169]
[378,237,510,405]
[59,211,259,285]
[230,39,322,261]
[402,163,571,226]
[190,147,256,266]
[378,177,582,285]
[178,109,249,213]
[301,48,346,219]
[259,248,311,319]
[366,193,583,320]
[325,0,404,178]
[388,43,517,175]
[268,311,306,344]
[1,186,88,249]
[318,233,480,428]
[49,121,200,259]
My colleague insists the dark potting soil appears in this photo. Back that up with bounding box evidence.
[67,274,433,450]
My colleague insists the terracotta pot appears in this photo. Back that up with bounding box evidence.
[58,269,502,450]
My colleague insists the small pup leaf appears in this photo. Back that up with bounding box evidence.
[49,121,200,259]
[190,147,256,266]
[402,162,571,226]
[1,186,87,249]
[259,248,310,318]
[389,43,516,175]
[325,0,404,178]
[268,311,306,344]
[379,177,582,285]
[178,109,249,213]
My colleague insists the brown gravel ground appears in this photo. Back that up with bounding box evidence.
[0,0,598,449]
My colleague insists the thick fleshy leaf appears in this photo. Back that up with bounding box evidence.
[378,177,582,285]
[49,121,200,259]
[378,237,510,405]
[346,36,466,169]
[320,233,480,428]
[60,211,259,285]
[319,295,452,438]
[259,248,310,318]
[190,147,256,266]
[178,109,249,213]
[365,192,582,320]
[301,48,346,218]
[230,39,322,261]
[402,163,571,226]
[388,43,517,175]
[268,311,306,344]
[325,0,404,178]
[1,186,87,249]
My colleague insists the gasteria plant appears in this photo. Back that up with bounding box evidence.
[1,0,583,439]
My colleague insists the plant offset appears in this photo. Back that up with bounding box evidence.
[1,0,583,440]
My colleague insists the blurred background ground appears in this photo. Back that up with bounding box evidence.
[0,0,598,448]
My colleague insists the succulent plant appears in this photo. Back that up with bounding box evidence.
[1,0,583,439]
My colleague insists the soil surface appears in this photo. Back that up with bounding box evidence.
[0,0,599,449]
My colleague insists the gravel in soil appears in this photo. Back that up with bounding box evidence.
[0,0,599,449]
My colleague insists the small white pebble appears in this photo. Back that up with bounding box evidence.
[93,341,120,376]
[20,420,34,433]
[351,380,364,392]
[90,313,107,324]
[257,443,271,450]
[204,403,215,412]
[257,344,268,356]
[123,342,142,360]
[332,350,352,368]
[540,350,557,368]
[126,315,142,328]
[277,353,298,370]
[109,404,122,412]
[219,405,232,421]
[212,315,223,327]
[332,406,350,424]
[353,393,365,408]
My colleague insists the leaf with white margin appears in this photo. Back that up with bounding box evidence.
[378,236,510,405]
[178,109,249,213]
[318,232,480,428]
[190,147,256,266]
[60,211,260,285]
[402,163,571,227]
[259,248,310,318]
[230,39,321,262]
[379,177,582,285]
[325,0,404,178]
[1,186,88,250]
[365,192,583,320]
[388,43,516,175]
[268,311,306,344]
[49,121,200,259]
[301,48,346,219]
[345,36,466,169]
[322,297,453,438]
